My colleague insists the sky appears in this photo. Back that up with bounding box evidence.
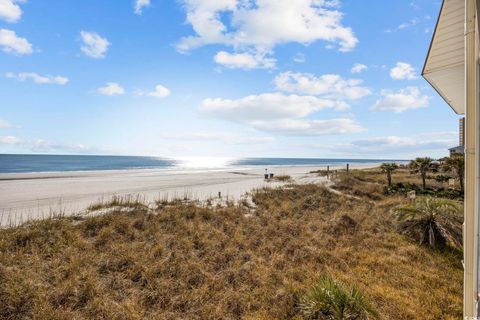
[0,0,461,159]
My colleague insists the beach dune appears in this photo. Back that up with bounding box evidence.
[0,164,377,226]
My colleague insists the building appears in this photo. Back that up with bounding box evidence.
[449,145,464,156]
[422,0,479,317]
[449,117,465,156]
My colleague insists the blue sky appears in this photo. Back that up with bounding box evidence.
[0,0,460,159]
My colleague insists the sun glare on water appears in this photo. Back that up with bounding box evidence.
[173,157,236,169]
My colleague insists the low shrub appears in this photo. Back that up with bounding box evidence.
[299,276,378,320]
[384,183,463,200]
[394,197,462,249]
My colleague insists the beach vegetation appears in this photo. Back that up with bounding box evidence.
[0,172,463,319]
[299,276,378,320]
[442,154,465,193]
[393,197,462,249]
[87,195,148,211]
[409,157,437,190]
[331,164,463,201]
[380,162,398,186]
[271,174,293,182]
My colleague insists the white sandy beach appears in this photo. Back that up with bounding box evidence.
[0,163,380,226]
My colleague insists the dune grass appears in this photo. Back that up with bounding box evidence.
[269,174,293,182]
[0,172,463,319]
[87,195,149,211]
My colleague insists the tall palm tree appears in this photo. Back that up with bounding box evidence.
[409,157,436,190]
[442,154,465,193]
[393,197,462,249]
[380,163,398,187]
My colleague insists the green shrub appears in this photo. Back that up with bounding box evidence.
[299,276,378,320]
[384,183,463,200]
[394,197,462,249]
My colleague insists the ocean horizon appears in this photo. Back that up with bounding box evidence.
[0,154,407,174]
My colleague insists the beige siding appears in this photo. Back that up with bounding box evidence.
[423,0,465,114]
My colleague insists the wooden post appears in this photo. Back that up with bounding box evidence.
[346,163,349,173]
[327,165,330,178]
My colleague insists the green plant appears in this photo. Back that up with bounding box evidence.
[409,157,437,190]
[380,163,398,187]
[442,155,465,193]
[433,175,451,183]
[394,197,462,249]
[299,276,378,320]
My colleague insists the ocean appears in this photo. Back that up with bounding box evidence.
[0,154,400,174]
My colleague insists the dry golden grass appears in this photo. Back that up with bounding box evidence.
[330,167,461,200]
[270,174,293,182]
[0,174,463,319]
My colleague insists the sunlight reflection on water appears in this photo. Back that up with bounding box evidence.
[172,157,236,169]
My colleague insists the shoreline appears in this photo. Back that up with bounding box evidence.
[0,162,389,181]
[0,163,382,227]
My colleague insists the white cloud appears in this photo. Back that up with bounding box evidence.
[200,92,364,136]
[251,118,365,136]
[0,135,107,154]
[0,135,20,145]
[0,28,32,55]
[80,31,110,59]
[274,72,371,101]
[136,84,171,98]
[351,63,367,74]
[229,136,275,144]
[214,51,276,69]
[0,0,23,23]
[6,72,69,85]
[0,119,12,129]
[29,139,94,153]
[390,62,417,80]
[293,53,306,63]
[317,133,456,158]
[134,0,150,15]
[371,87,429,113]
[148,85,170,98]
[398,18,418,30]
[201,93,347,122]
[385,18,418,33]
[177,0,358,65]
[97,82,125,96]
[160,132,275,144]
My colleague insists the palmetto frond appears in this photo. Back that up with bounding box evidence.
[380,163,398,172]
[299,276,378,320]
[393,197,462,249]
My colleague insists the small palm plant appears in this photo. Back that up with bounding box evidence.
[409,157,436,190]
[380,162,398,187]
[299,276,378,320]
[393,197,462,249]
[442,154,464,193]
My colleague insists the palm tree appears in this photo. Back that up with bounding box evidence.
[380,163,398,187]
[442,154,464,193]
[409,157,436,190]
[299,276,378,320]
[393,197,462,249]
